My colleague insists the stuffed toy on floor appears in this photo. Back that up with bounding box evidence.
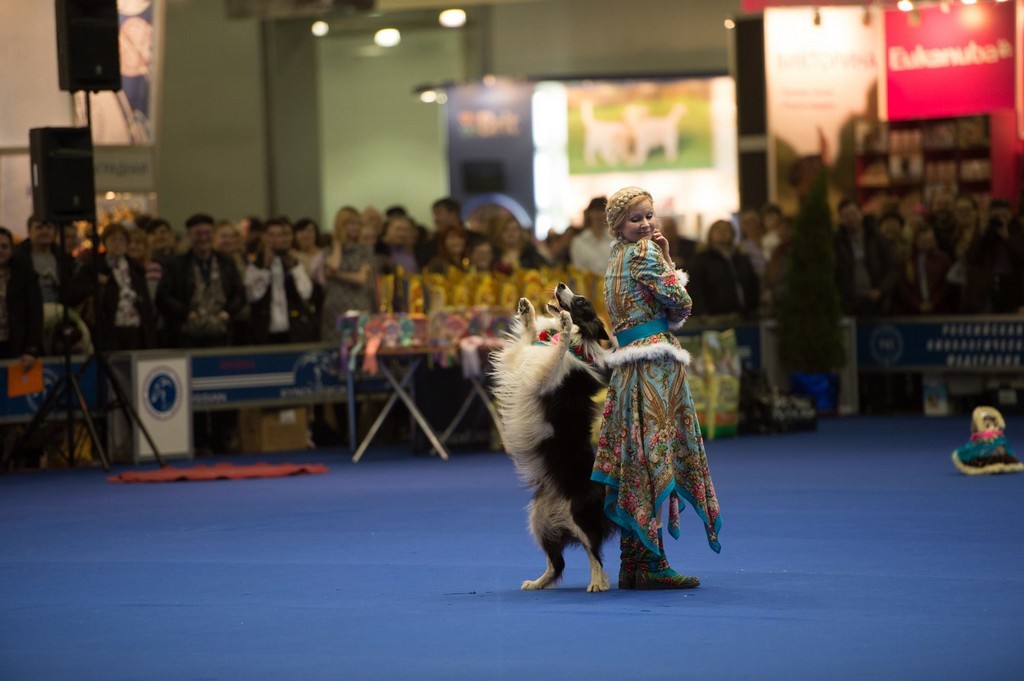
[952,406,1023,476]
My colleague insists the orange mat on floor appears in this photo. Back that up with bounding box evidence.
[107,462,329,483]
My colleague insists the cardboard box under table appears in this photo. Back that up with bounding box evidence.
[239,407,308,453]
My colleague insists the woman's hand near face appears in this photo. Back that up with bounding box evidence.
[652,230,670,259]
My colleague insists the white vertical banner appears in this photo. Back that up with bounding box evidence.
[134,355,191,461]
[764,6,880,214]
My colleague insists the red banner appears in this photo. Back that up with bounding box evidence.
[1018,0,1023,138]
[883,1,1015,121]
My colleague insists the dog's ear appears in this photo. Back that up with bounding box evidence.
[578,317,609,341]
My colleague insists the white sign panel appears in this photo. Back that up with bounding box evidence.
[94,147,156,192]
[134,356,191,461]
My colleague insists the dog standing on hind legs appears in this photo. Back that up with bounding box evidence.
[490,285,615,592]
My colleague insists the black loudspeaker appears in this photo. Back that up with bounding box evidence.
[30,127,96,222]
[732,15,769,210]
[734,15,766,138]
[56,0,122,93]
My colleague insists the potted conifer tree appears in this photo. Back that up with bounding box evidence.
[775,170,845,412]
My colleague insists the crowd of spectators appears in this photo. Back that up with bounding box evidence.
[2,190,1021,454]
[3,190,1021,363]
[663,190,1024,322]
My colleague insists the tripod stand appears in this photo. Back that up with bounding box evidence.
[7,219,166,471]
[9,95,166,471]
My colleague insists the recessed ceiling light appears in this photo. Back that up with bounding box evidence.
[374,28,401,48]
[439,9,466,28]
[311,20,329,37]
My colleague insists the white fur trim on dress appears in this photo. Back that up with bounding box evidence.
[605,343,691,368]
[668,270,690,332]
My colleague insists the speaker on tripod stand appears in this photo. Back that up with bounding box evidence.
[4,0,165,471]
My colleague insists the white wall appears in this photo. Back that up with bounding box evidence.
[490,0,741,78]
[158,0,268,230]
[0,0,75,233]
[317,28,465,226]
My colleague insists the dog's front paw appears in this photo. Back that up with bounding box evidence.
[558,310,573,335]
[521,578,548,591]
[517,297,535,319]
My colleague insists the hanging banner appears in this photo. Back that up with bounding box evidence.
[446,79,536,229]
[883,1,1015,121]
[1018,0,1024,139]
[80,0,162,147]
[764,7,880,214]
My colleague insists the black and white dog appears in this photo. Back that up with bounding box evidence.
[490,283,615,592]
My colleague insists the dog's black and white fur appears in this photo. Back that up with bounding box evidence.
[490,283,616,592]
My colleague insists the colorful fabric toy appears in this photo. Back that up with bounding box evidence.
[952,406,1023,476]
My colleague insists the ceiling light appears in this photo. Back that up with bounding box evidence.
[374,28,401,48]
[897,0,913,12]
[724,18,735,29]
[439,9,466,28]
[961,0,977,5]
[419,90,438,103]
[311,20,329,37]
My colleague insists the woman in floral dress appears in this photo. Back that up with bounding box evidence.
[591,186,722,590]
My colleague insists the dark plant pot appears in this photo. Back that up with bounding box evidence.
[789,372,840,415]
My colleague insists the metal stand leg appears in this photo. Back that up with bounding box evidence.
[346,369,357,453]
[437,376,503,450]
[351,391,401,463]
[470,377,503,434]
[350,356,450,462]
[379,360,449,461]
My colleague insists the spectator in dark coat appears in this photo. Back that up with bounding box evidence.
[12,216,92,309]
[833,198,898,316]
[244,218,317,344]
[12,216,94,354]
[84,222,159,350]
[0,227,44,363]
[961,200,1024,314]
[894,223,954,315]
[157,214,246,348]
[688,219,760,318]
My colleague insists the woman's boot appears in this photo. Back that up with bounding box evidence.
[618,529,639,589]
[634,529,700,590]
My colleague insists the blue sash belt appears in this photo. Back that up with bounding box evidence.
[615,318,669,346]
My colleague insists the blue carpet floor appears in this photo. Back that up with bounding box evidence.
[1,415,1022,681]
